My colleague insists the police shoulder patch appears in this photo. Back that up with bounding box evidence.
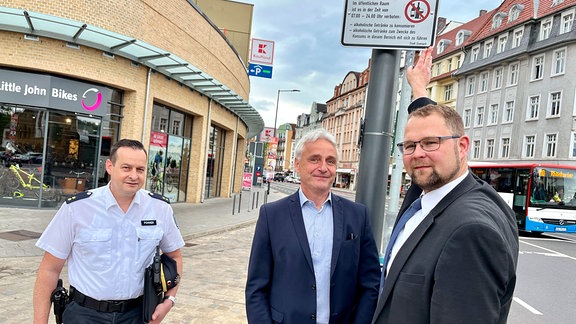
[65,191,93,204]
[149,192,170,204]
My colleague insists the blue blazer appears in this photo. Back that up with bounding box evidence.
[246,191,381,323]
[372,172,519,324]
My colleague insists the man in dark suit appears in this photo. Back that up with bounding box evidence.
[372,50,519,323]
[246,128,381,324]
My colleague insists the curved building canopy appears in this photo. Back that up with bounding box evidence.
[0,6,264,137]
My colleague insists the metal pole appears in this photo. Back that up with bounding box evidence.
[355,49,401,256]
[232,194,236,215]
[273,90,280,138]
[273,89,300,138]
[388,50,414,224]
[238,191,242,214]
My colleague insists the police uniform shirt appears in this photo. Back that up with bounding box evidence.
[36,184,185,300]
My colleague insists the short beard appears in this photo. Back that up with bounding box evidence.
[410,151,462,192]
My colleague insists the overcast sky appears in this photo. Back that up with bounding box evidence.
[243,0,503,129]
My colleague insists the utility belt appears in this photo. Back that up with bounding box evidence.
[70,286,143,313]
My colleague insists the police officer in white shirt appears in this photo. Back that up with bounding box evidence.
[33,139,185,324]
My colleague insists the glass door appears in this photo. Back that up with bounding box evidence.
[47,111,100,199]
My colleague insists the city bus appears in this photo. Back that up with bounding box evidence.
[468,162,576,233]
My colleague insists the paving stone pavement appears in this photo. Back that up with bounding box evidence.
[0,225,256,324]
[0,187,285,324]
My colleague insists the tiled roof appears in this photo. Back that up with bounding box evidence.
[433,10,494,60]
[470,0,576,42]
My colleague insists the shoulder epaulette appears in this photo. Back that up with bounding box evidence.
[65,191,93,204]
[149,192,170,204]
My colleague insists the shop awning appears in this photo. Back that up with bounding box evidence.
[336,168,355,174]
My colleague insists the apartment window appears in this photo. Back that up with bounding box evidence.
[471,46,480,62]
[509,5,524,22]
[456,55,462,68]
[473,140,481,159]
[479,72,489,93]
[435,63,442,76]
[524,135,536,158]
[531,55,545,81]
[498,35,508,53]
[466,76,476,96]
[513,28,523,48]
[539,18,553,40]
[508,63,519,86]
[463,109,472,128]
[447,59,453,71]
[159,118,168,132]
[493,68,503,89]
[544,133,558,158]
[500,138,510,158]
[553,0,565,6]
[503,101,515,123]
[486,139,495,159]
[475,106,485,126]
[456,31,469,46]
[171,120,181,135]
[527,95,540,120]
[492,13,505,30]
[548,91,562,117]
[484,41,493,58]
[552,48,566,76]
[560,10,574,34]
[437,40,449,54]
[489,104,499,125]
[444,84,453,101]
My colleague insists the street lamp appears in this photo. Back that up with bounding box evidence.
[273,89,300,138]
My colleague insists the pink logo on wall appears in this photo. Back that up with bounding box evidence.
[81,88,103,111]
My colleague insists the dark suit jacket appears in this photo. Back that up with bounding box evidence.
[246,191,381,324]
[372,172,519,324]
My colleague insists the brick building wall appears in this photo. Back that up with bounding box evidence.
[0,0,254,202]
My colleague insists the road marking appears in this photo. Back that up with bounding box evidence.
[519,240,576,261]
[513,297,543,315]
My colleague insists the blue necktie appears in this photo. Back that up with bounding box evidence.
[380,197,422,289]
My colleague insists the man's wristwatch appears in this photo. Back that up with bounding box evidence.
[164,295,176,307]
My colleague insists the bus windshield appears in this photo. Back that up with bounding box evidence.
[530,166,576,208]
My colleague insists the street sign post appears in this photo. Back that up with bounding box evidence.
[248,63,273,79]
[341,0,439,49]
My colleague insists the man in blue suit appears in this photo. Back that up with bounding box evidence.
[246,129,381,324]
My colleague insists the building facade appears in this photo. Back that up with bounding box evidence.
[324,64,370,189]
[429,14,491,108]
[454,0,576,166]
[275,123,295,173]
[0,0,263,208]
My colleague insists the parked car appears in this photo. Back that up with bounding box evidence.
[273,173,285,182]
[285,175,301,184]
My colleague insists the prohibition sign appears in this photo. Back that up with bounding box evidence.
[405,0,431,23]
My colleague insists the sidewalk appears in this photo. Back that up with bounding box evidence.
[0,187,286,259]
[0,187,288,323]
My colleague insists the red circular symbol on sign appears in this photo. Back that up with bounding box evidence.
[405,0,430,23]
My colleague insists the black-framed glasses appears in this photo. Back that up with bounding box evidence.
[397,135,461,155]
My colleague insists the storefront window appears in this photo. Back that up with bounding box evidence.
[148,103,192,202]
[205,125,226,199]
[0,80,122,208]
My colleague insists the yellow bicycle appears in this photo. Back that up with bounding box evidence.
[4,164,59,201]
